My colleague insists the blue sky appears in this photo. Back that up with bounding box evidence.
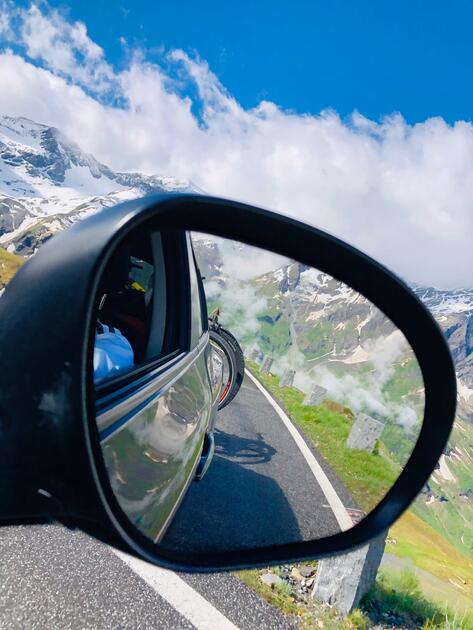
[14,0,473,124]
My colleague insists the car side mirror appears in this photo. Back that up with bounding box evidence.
[0,193,456,571]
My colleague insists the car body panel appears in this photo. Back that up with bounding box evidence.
[94,230,223,542]
[98,334,215,542]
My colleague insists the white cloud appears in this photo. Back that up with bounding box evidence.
[0,7,13,39]
[18,3,114,92]
[0,2,472,288]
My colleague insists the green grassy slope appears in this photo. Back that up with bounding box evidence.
[246,360,398,513]
[246,362,473,614]
[387,511,473,612]
[412,418,473,559]
[0,247,24,289]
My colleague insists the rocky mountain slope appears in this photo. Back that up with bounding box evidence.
[415,285,473,422]
[0,114,196,254]
[193,238,473,421]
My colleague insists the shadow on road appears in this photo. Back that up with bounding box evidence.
[160,429,302,554]
[214,427,277,464]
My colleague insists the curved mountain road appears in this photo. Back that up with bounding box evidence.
[0,373,359,629]
[162,372,359,553]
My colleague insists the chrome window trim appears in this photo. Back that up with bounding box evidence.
[95,349,184,413]
[97,331,209,440]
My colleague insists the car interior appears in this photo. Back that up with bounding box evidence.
[97,233,155,364]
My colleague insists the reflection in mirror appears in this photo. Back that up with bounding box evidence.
[94,229,425,556]
[93,229,157,383]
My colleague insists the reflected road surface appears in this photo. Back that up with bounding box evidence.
[162,374,359,553]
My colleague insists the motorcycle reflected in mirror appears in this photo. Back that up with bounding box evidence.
[208,309,245,411]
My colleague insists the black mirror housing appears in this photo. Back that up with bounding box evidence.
[0,193,456,570]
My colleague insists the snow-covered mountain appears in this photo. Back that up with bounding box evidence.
[0,114,196,254]
[409,284,473,420]
[193,238,473,423]
[413,284,473,316]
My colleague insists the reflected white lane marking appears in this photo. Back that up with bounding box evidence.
[245,369,353,531]
[113,549,239,630]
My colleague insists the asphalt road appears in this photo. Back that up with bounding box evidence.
[0,374,357,629]
[0,524,297,630]
[162,374,359,554]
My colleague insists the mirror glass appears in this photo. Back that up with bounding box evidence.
[93,228,425,555]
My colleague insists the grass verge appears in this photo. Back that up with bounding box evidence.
[386,511,473,610]
[237,567,473,629]
[238,568,370,629]
[246,360,398,512]
[363,569,473,629]
[241,362,473,623]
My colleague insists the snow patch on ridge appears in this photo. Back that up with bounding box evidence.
[338,344,369,364]
[457,379,473,403]
[437,454,456,482]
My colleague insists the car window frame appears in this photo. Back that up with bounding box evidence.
[95,229,192,399]
[190,236,209,336]
[186,232,207,348]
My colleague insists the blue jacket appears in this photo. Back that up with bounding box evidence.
[94,322,134,382]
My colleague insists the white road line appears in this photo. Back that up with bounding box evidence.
[245,369,353,531]
[113,549,239,630]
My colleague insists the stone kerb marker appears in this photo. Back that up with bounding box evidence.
[346,413,384,453]
[312,532,387,615]
[260,356,273,374]
[249,348,260,362]
[280,369,295,387]
[304,385,328,406]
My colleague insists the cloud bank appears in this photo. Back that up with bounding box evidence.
[1,1,472,288]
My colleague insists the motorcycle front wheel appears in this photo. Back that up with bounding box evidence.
[209,326,245,410]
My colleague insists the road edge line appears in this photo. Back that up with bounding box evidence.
[244,368,353,531]
[112,549,239,630]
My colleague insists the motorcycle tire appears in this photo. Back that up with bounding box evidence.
[209,326,245,410]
